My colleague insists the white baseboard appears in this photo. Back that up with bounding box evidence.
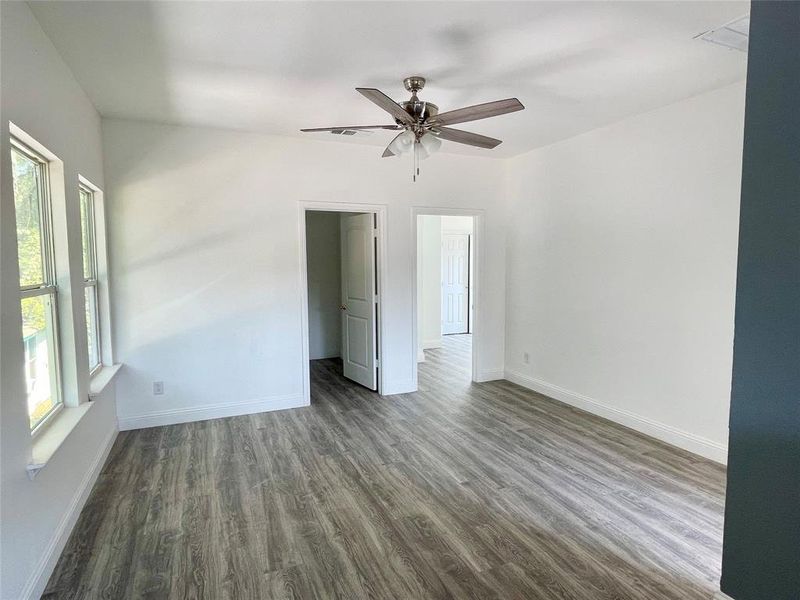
[476,369,505,382]
[504,369,728,464]
[417,349,426,363]
[118,393,307,431]
[714,591,735,600]
[21,426,118,600]
[422,338,442,350]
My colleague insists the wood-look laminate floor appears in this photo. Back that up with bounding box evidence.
[44,334,726,599]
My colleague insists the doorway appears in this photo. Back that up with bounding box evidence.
[299,203,387,404]
[414,211,478,386]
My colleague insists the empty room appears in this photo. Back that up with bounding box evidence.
[1,2,798,600]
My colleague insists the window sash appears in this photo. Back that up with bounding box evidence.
[24,290,63,434]
[12,140,57,288]
[12,137,62,433]
[84,280,101,373]
[79,185,98,281]
[20,284,57,299]
[79,184,102,370]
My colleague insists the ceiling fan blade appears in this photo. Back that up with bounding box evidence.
[433,127,502,149]
[300,125,401,132]
[356,88,415,126]
[381,131,405,157]
[429,98,524,127]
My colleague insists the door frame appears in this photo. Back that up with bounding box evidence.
[298,201,388,404]
[411,207,484,387]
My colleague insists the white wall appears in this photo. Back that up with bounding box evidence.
[417,215,442,353]
[305,212,342,360]
[103,118,508,429]
[0,3,118,598]
[504,82,745,463]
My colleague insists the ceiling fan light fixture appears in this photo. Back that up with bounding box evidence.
[388,129,415,156]
[419,132,442,159]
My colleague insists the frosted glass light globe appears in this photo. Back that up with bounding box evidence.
[388,130,415,155]
[419,132,442,159]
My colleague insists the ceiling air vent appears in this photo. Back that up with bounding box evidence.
[330,129,371,136]
[697,14,749,52]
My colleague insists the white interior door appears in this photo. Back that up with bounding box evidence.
[340,213,377,390]
[441,233,470,334]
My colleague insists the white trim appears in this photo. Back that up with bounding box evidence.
[504,369,728,464]
[298,201,389,403]
[417,349,426,363]
[476,369,505,382]
[117,393,306,431]
[88,363,122,398]
[20,425,118,600]
[9,121,61,162]
[28,402,95,479]
[714,591,735,600]
[422,338,443,350]
[412,207,486,389]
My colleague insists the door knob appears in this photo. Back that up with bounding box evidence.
[340,304,347,310]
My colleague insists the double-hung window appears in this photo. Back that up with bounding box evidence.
[79,185,102,373]
[12,139,62,432]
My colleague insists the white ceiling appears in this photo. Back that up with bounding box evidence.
[29,1,748,158]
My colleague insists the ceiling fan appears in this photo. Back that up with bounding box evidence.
[301,76,524,180]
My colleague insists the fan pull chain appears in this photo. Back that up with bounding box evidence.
[413,140,417,182]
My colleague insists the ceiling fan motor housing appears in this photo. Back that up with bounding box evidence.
[399,100,438,125]
[398,76,439,127]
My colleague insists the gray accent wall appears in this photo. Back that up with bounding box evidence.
[720,2,800,599]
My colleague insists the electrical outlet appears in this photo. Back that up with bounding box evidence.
[153,381,164,395]
[523,352,530,364]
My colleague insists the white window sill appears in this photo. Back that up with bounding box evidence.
[28,402,95,479]
[89,363,122,398]
[26,364,121,479]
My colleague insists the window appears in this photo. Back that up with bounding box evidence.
[79,185,101,372]
[12,140,62,432]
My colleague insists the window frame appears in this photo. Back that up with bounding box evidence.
[79,184,102,374]
[11,137,64,436]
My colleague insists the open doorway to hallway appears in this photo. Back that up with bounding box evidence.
[302,209,382,399]
[416,214,475,386]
